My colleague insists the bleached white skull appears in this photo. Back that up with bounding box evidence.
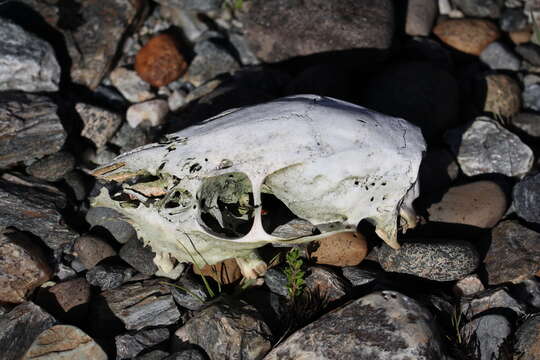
[91,95,425,279]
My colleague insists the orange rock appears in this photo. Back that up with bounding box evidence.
[193,258,243,284]
[135,34,188,87]
[509,28,533,45]
[433,19,500,56]
[308,232,368,267]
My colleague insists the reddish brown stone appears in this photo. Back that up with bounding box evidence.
[309,232,368,267]
[434,19,500,56]
[135,34,188,87]
[194,258,242,285]
[47,278,91,313]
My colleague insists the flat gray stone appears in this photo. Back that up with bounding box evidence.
[116,328,170,359]
[0,18,59,92]
[480,42,520,71]
[461,315,512,360]
[460,288,525,319]
[513,173,540,224]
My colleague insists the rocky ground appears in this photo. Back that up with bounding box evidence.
[0,0,539,359]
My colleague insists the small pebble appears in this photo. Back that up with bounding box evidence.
[484,73,521,117]
[479,42,520,70]
[127,99,169,128]
[516,43,540,66]
[110,67,155,103]
[433,19,500,55]
[453,274,485,296]
[74,235,117,270]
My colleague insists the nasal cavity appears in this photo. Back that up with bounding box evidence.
[197,172,255,238]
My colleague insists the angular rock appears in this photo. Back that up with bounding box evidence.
[264,268,288,297]
[484,73,521,117]
[516,42,540,66]
[194,258,242,285]
[433,19,500,55]
[460,288,525,318]
[445,117,533,178]
[0,176,77,250]
[341,267,380,287]
[460,315,512,360]
[110,67,155,103]
[513,173,540,224]
[127,99,169,128]
[308,232,368,267]
[76,103,122,149]
[174,302,272,360]
[305,266,349,302]
[405,0,437,36]
[453,274,485,296]
[514,315,540,360]
[18,0,147,89]
[484,220,540,285]
[479,42,520,70]
[74,235,117,270]
[378,240,479,281]
[453,0,502,18]
[120,237,158,276]
[264,291,443,359]
[22,325,106,360]
[523,83,540,112]
[135,34,188,87]
[0,302,56,360]
[0,93,66,169]
[44,278,91,320]
[100,279,181,330]
[86,264,135,290]
[170,272,208,311]
[511,112,540,137]
[184,38,240,87]
[360,62,460,142]
[116,328,170,359]
[427,181,507,228]
[0,18,59,92]
[510,29,532,44]
[500,8,529,32]
[241,0,394,62]
[26,151,75,182]
[86,206,138,244]
[0,230,52,303]
[110,121,154,152]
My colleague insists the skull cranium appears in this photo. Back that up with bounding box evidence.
[91,95,425,279]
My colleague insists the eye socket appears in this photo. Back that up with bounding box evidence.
[197,172,255,239]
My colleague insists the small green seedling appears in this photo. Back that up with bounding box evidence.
[283,247,305,299]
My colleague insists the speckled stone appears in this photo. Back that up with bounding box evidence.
[378,239,479,281]
[513,315,540,359]
[513,173,540,224]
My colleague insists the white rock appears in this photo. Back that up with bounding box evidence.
[127,99,169,128]
[110,67,155,103]
[168,90,187,111]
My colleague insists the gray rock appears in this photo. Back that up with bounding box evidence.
[460,315,512,360]
[0,302,56,360]
[63,170,88,201]
[453,274,485,296]
[0,176,77,251]
[460,288,525,319]
[158,5,208,43]
[513,173,540,223]
[86,264,136,290]
[74,235,117,270]
[55,263,77,281]
[405,0,438,36]
[127,99,169,128]
[26,151,75,182]
[453,0,502,18]
[22,324,107,359]
[484,220,540,285]
[173,302,272,360]
[75,103,122,149]
[516,43,540,66]
[500,7,529,31]
[116,328,170,359]
[0,18,59,92]
[170,273,209,311]
[480,42,520,70]
[445,117,534,177]
[361,62,460,142]
[341,267,380,287]
[163,350,207,360]
[305,266,349,302]
[184,38,240,87]
[263,290,443,359]
[378,240,479,281]
[120,237,158,275]
[511,112,540,137]
[86,206,138,244]
[18,0,147,89]
[513,279,540,309]
[241,0,394,62]
[514,315,540,359]
[110,67,155,103]
[229,33,261,66]
[136,350,170,360]
[101,279,181,330]
[264,268,288,297]
[523,83,540,111]
[0,93,66,169]
[0,230,52,303]
[110,122,153,152]
[154,0,223,12]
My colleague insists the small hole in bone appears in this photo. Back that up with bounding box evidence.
[354,180,359,185]
[198,172,255,238]
[260,193,318,238]
[370,197,374,202]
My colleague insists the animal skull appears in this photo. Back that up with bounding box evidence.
[91,95,425,279]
